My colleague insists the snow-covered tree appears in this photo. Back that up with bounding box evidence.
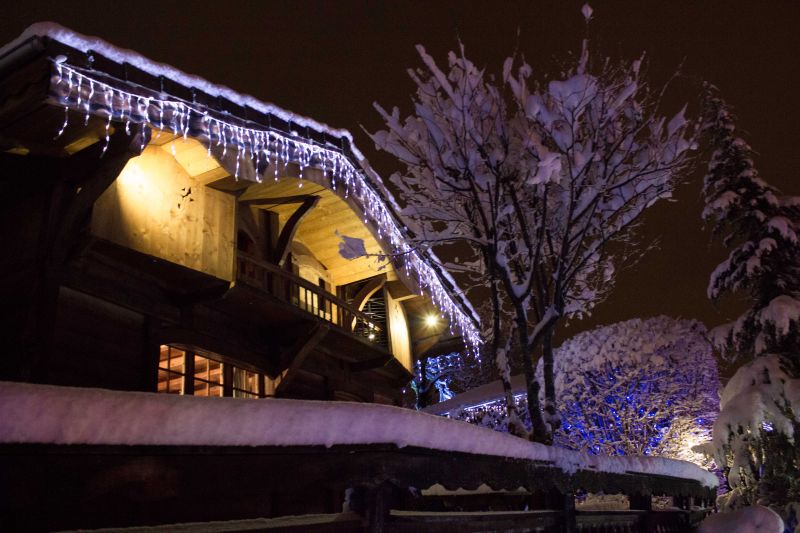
[703,92,800,363]
[699,355,800,512]
[699,92,800,518]
[369,9,699,442]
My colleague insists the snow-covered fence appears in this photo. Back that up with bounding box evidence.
[0,381,715,531]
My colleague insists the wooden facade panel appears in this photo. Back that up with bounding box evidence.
[91,145,235,281]
[50,287,148,391]
[386,290,412,371]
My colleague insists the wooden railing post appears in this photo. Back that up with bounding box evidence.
[543,489,576,533]
[629,492,652,533]
[349,482,396,533]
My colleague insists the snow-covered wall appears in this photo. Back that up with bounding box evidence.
[0,381,717,488]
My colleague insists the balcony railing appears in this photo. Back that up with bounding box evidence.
[237,252,381,342]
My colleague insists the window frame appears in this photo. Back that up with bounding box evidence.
[156,344,273,399]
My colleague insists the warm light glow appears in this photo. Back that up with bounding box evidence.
[425,314,440,328]
[368,332,376,341]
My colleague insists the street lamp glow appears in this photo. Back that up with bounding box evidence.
[425,314,439,328]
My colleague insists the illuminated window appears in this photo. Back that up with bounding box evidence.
[158,345,186,394]
[232,367,260,398]
[156,344,273,399]
[193,355,224,397]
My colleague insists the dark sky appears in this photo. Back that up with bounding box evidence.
[2,1,798,344]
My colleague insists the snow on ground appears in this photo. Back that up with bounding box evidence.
[698,506,784,533]
[0,381,717,488]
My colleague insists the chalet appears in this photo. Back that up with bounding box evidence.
[0,23,480,405]
[0,25,717,533]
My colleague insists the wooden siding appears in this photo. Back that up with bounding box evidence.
[386,289,412,371]
[91,143,236,281]
[49,287,149,391]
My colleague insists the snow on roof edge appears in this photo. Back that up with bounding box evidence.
[0,381,718,488]
[0,22,358,149]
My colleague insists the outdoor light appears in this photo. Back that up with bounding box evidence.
[425,314,439,327]
[368,332,376,341]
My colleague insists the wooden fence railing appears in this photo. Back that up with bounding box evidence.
[237,252,380,338]
[0,443,715,532]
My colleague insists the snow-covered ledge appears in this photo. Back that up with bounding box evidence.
[0,381,717,489]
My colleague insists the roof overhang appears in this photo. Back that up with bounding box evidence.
[0,23,482,352]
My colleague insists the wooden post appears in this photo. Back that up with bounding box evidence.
[15,125,149,382]
[559,490,577,533]
[541,489,576,533]
[348,483,396,533]
[629,492,652,533]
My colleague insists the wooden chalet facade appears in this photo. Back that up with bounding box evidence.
[0,24,477,406]
[0,26,718,533]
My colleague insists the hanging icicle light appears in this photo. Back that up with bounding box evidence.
[49,59,483,355]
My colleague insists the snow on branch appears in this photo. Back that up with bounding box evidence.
[370,32,700,441]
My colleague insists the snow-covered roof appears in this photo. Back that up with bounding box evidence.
[0,381,718,488]
[0,22,354,147]
[0,22,481,349]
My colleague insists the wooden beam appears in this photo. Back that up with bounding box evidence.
[385,280,418,302]
[0,135,68,158]
[272,195,319,267]
[352,275,386,312]
[56,124,152,263]
[275,323,329,395]
[349,353,393,373]
[240,194,317,207]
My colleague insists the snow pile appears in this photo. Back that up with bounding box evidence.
[698,506,784,533]
[435,317,719,464]
[0,381,717,488]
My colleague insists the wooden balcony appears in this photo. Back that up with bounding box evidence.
[236,252,383,346]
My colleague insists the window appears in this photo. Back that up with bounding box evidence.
[158,345,186,394]
[156,345,274,399]
[232,367,260,398]
[193,354,223,397]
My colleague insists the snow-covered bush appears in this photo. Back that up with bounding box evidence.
[452,317,720,464]
[543,317,719,461]
[696,355,800,512]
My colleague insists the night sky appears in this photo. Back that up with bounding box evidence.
[2,1,798,349]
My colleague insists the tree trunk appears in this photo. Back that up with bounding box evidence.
[522,352,549,443]
[518,315,550,443]
[542,324,560,433]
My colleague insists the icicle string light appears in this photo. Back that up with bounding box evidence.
[49,61,482,354]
